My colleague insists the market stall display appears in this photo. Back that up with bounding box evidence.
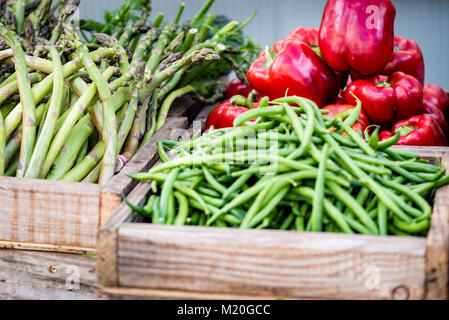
[0,0,448,302]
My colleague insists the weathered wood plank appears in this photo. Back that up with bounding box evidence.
[393,146,449,157]
[0,249,104,300]
[98,182,152,287]
[425,154,449,299]
[0,249,167,300]
[102,286,286,300]
[169,95,204,122]
[0,179,101,250]
[117,224,427,300]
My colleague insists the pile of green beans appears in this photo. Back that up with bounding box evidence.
[0,0,255,184]
[129,96,449,237]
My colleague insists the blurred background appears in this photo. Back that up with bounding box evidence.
[80,0,449,90]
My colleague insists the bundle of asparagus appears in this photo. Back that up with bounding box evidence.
[0,0,257,184]
[0,0,78,52]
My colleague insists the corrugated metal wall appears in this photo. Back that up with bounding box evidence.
[80,0,449,90]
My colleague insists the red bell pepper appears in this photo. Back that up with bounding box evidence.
[205,99,258,130]
[247,28,338,108]
[344,71,423,124]
[280,27,321,48]
[422,84,449,119]
[277,27,350,90]
[225,78,254,99]
[322,104,370,133]
[383,36,425,85]
[351,36,425,85]
[379,115,448,146]
[419,102,449,137]
[319,0,396,75]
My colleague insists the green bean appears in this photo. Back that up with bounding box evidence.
[197,186,221,198]
[246,187,290,228]
[223,165,256,200]
[343,94,362,128]
[330,132,358,147]
[144,195,157,216]
[327,181,379,234]
[284,102,313,159]
[343,216,373,235]
[201,195,224,207]
[233,105,302,127]
[166,190,176,225]
[369,208,378,219]
[160,168,179,224]
[381,189,420,220]
[214,219,228,228]
[174,192,189,226]
[353,160,392,176]
[339,121,377,157]
[240,180,276,229]
[293,187,353,234]
[122,192,152,217]
[321,132,409,222]
[378,202,388,236]
[388,224,411,237]
[198,214,207,226]
[383,148,405,161]
[280,213,295,230]
[377,131,400,150]
[202,166,227,194]
[310,144,329,232]
[190,212,200,226]
[393,218,430,234]
[377,177,432,220]
[415,170,445,182]
[152,197,161,224]
[158,141,171,162]
[295,216,305,231]
[223,214,241,225]
[390,148,421,160]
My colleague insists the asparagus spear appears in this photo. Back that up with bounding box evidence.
[64,24,121,184]
[75,141,88,166]
[0,73,44,105]
[4,47,116,139]
[46,114,95,180]
[15,0,26,33]
[1,30,37,177]
[25,46,63,179]
[61,140,105,182]
[0,108,5,175]
[4,103,46,168]
[40,66,117,178]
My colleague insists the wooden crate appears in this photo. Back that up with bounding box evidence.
[0,116,191,254]
[97,107,449,300]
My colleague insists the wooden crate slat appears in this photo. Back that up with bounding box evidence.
[424,155,449,299]
[168,95,204,122]
[393,146,449,157]
[116,224,426,300]
[0,249,102,300]
[0,178,101,249]
[98,182,152,287]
